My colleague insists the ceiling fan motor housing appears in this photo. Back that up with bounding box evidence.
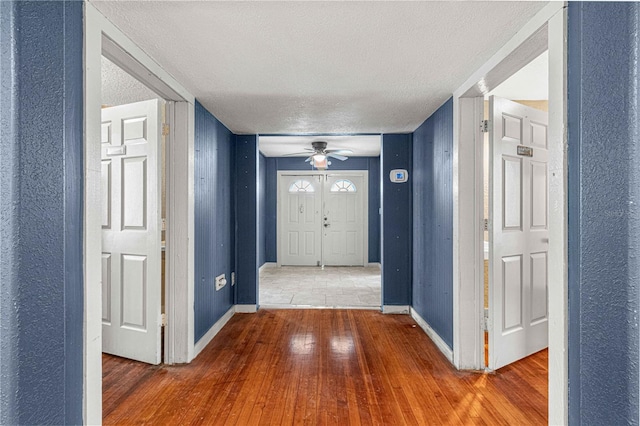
[311,141,327,152]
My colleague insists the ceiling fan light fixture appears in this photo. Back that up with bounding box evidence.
[312,155,328,170]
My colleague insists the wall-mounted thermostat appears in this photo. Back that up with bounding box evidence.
[389,169,408,183]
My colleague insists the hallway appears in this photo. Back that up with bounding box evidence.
[103,310,547,425]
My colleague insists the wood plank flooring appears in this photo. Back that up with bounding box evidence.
[103,309,547,425]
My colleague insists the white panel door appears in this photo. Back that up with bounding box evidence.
[279,175,322,266]
[322,174,365,266]
[489,96,549,370]
[101,99,162,365]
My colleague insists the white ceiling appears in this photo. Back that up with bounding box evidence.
[489,50,549,100]
[259,135,381,157]
[91,1,547,135]
[101,56,160,106]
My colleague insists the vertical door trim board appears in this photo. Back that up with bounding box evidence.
[84,4,196,423]
[276,170,369,268]
[451,2,567,424]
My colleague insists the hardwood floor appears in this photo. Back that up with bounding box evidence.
[103,310,547,425]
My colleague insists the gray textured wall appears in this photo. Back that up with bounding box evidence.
[568,3,640,424]
[0,1,83,424]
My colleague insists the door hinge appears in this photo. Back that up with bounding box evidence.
[481,120,491,133]
[161,313,167,327]
[483,218,489,231]
[483,308,489,331]
[162,123,170,136]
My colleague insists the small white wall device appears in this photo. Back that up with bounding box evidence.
[389,169,408,183]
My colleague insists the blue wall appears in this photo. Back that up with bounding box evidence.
[567,3,640,423]
[381,134,412,305]
[0,2,83,424]
[235,135,259,305]
[263,156,381,263]
[194,102,235,343]
[411,98,454,348]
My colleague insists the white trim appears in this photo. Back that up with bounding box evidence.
[84,4,196,422]
[366,262,381,269]
[193,307,235,358]
[235,304,258,313]
[451,0,568,421]
[83,8,103,423]
[165,101,195,364]
[276,170,369,267]
[259,262,277,273]
[411,308,454,364]
[382,305,410,314]
[547,7,569,425]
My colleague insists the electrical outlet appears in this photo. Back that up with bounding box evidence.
[215,274,227,291]
[231,272,235,286]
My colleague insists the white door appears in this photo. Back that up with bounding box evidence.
[322,174,365,266]
[279,175,323,266]
[489,96,549,370]
[101,99,162,365]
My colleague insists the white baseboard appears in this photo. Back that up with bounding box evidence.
[259,262,277,273]
[366,262,381,269]
[193,306,235,358]
[235,304,258,313]
[382,305,410,314]
[410,307,454,365]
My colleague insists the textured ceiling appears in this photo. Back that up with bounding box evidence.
[102,56,160,106]
[91,1,548,135]
[259,135,381,157]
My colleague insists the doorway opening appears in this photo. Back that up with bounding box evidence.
[452,3,566,422]
[481,50,549,369]
[257,136,382,309]
[85,5,196,422]
[263,171,379,308]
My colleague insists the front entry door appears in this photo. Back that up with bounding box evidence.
[322,174,365,266]
[279,175,323,266]
[278,172,366,266]
[488,96,549,370]
[101,99,162,365]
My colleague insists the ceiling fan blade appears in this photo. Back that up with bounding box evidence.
[326,149,353,155]
[327,153,348,161]
[282,151,314,157]
[305,156,313,162]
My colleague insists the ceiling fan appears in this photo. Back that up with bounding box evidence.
[285,141,353,169]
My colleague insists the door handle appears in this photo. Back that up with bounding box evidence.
[299,205,304,213]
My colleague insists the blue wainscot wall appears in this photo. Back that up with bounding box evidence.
[193,101,236,343]
[411,98,453,348]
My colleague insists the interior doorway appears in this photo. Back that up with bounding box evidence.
[453,3,567,421]
[481,52,550,370]
[261,170,380,308]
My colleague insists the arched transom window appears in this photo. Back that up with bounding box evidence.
[330,179,357,192]
[288,179,315,193]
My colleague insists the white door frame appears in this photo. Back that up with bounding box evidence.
[451,2,567,424]
[276,170,369,267]
[84,4,196,423]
